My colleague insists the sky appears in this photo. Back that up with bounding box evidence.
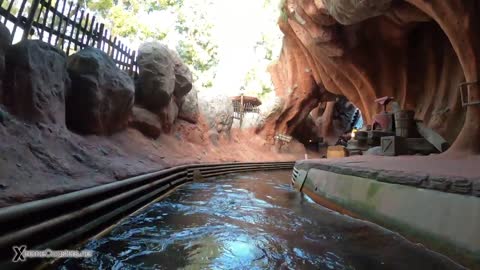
[3,0,284,97]
[208,0,282,96]
[141,0,284,96]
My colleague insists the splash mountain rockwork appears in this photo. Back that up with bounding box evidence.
[67,47,135,134]
[0,36,301,207]
[262,0,480,156]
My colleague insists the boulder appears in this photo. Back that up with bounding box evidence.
[178,85,199,124]
[0,23,11,95]
[253,96,284,131]
[208,129,219,146]
[129,106,162,139]
[3,40,69,125]
[158,99,178,133]
[198,92,233,134]
[168,49,193,98]
[67,47,134,134]
[136,42,176,111]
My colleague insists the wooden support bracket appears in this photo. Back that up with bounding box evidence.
[459,81,480,107]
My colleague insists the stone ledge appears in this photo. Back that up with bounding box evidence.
[296,159,480,197]
[302,168,480,269]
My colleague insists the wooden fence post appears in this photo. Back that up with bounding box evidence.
[96,23,104,49]
[129,50,136,77]
[22,0,41,40]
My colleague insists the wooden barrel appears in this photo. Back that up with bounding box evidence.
[395,110,415,137]
[355,131,368,147]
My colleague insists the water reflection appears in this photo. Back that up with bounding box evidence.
[56,171,463,270]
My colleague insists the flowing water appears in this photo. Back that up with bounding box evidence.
[57,170,463,270]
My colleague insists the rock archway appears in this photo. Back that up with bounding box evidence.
[264,0,480,155]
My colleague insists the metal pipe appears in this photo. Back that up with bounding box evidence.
[0,161,294,267]
[0,166,188,224]
[0,172,186,247]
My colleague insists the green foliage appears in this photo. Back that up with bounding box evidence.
[87,0,113,16]
[81,0,282,94]
[84,0,218,90]
[260,84,273,98]
[278,0,288,22]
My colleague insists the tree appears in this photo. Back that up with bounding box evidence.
[85,0,218,90]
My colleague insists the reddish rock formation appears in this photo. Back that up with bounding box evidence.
[129,106,162,139]
[67,47,135,135]
[258,27,322,142]
[135,42,195,134]
[3,40,69,125]
[266,0,480,155]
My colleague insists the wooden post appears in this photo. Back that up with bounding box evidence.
[59,1,73,50]
[79,12,89,49]
[73,9,84,51]
[54,0,68,46]
[96,23,104,49]
[47,0,61,44]
[129,50,136,77]
[85,15,96,46]
[22,0,40,40]
[4,0,16,24]
[66,4,80,55]
[90,22,98,46]
[39,0,53,40]
[12,0,29,39]
[239,93,244,129]
[110,36,117,58]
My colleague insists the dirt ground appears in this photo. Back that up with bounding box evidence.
[0,117,317,207]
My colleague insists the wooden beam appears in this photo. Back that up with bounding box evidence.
[416,122,450,152]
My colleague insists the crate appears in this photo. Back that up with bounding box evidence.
[381,136,406,156]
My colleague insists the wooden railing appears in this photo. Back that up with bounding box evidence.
[0,0,137,75]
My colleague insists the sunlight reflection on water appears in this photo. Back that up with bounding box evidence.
[57,171,463,270]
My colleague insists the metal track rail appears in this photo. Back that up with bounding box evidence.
[0,161,294,269]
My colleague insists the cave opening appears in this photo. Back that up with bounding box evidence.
[291,96,364,153]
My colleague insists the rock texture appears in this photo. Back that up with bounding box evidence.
[267,0,479,155]
[257,33,322,142]
[169,48,193,98]
[312,97,359,144]
[322,0,392,25]
[0,23,11,95]
[158,99,179,133]
[198,92,233,137]
[136,42,176,110]
[67,47,135,135]
[136,42,194,134]
[178,85,199,124]
[129,106,162,139]
[2,40,69,125]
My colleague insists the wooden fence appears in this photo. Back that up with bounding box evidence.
[0,0,137,75]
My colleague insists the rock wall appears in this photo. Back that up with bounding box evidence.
[0,33,197,140]
[135,42,196,134]
[198,91,233,142]
[67,48,134,134]
[268,0,480,155]
[257,29,323,142]
[3,41,70,125]
[310,97,359,145]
